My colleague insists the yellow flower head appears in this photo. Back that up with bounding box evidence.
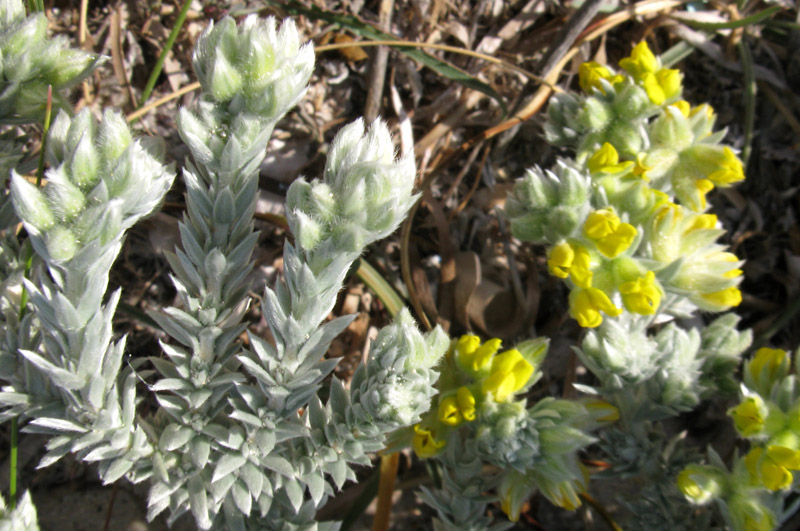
[412,424,445,458]
[693,178,715,210]
[456,335,500,372]
[456,386,476,422]
[587,142,633,174]
[481,348,535,402]
[437,395,462,426]
[652,68,682,104]
[584,209,637,258]
[708,146,745,185]
[701,286,742,310]
[578,61,622,94]
[632,152,652,180]
[677,465,724,505]
[547,242,574,279]
[619,41,658,79]
[569,287,623,328]
[619,271,662,315]
[548,242,593,288]
[748,347,789,391]
[744,446,800,491]
[674,100,691,117]
[729,395,767,437]
[686,213,717,232]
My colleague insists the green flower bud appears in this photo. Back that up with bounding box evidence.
[1,13,46,58]
[45,225,79,262]
[97,109,133,163]
[68,133,100,189]
[207,49,243,103]
[606,122,642,157]
[45,167,86,222]
[10,171,55,231]
[677,464,726,505]
[650,107,693,150]
[612,82,650,120]
[576,97,611,131]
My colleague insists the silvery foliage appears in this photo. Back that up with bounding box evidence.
[576,312,751,420]
[2,107,174,483]
[0,491,38,531]
[0,0,105,421]
[419,440,513,531]
[148,15,447,530]
[0,0,102,123]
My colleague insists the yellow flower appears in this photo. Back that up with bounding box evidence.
[744,446,800,491]
[686,213,717,232]
[570,246,593,288]
[481,348,535,402]
[677,465,724,505]
[456,386,476,421]
[587,142,633,174]
[748,347,789,389]
[578,61,623,94]
[547,242,574,279]
[701,286,742,309]
[729,396,767,437]
[437,395,461,426]
[632,152,652,180]
[619,41,658,79]
[412,424,445,458]
[674,100,691,117]
[547,242,593,288]
[569,287,622,328]
[707,146,745,185]
[584,209,637,258]
[619,271,662,315]
[694,178,714,210]
[456,335,500,372]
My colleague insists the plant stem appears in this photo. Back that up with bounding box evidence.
[8,417,17,509]
[138,0,193,109]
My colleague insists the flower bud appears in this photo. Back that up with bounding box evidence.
[729,395,768,438]
[677,465,725,504]
[745,348,790,396]
[10,171,55,231]
[45,225,79,262]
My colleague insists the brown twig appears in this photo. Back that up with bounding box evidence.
[363,0,394,123]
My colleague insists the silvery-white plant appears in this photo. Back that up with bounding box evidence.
[5,107,175,480]
[0,8,449,530]
[145,14,447,530]
[0,491,38,530]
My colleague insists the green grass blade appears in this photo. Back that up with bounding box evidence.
[273,0,508,115]
[356,260,406,318]
[138,0,193,109]
[738,38,755,165]
[679,5,782,31]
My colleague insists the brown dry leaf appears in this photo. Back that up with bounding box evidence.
[333,33,369,62]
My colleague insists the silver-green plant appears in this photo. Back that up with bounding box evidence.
[144,14,447,530]
[0,0,101,123]
[0,9,449,530]
[500,41,754,528]
[0,491,38,530]
[5,107,175,480]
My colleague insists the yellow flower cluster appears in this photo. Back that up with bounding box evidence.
[724,348,800,493]
[578,41,681,106]
[411,335,539,458]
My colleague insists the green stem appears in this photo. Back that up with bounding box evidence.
[138,0,193,109]
[9,417,17,509]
